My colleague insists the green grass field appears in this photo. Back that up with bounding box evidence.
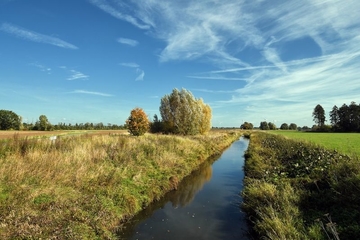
[269,130,360,157]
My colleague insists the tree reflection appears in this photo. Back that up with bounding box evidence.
[168,162,212,207]
[118,155,218,238]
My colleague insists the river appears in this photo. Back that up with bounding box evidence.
[118,137,250,240]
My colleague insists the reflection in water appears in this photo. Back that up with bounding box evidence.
[169,162,212,208]
[118,155,217,238]
[118,138,250,240]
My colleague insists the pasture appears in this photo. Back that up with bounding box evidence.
[270,130,360,157]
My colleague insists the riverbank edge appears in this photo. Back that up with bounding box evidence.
[0,130,242,239]
[242,131,360,239]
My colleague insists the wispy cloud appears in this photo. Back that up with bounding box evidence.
[67,70,89,81]
[187,75,248,81]
[89,0,150,29]
[29,62,52,74]
[87,0,360,126]
[71,90,113,97]
[0,22,78,49]
[119,62,139,68]
[135,68,145,81]
[119,62,144,81]
[117,37,138,47]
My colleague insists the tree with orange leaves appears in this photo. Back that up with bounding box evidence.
[126,107,150,136]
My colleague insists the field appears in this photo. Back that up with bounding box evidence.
[269,130,360,157]
[0,130,129,139]
[0,130,242,239]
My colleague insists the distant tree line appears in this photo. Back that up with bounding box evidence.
[0,109,125,131]
[313,102,360,132]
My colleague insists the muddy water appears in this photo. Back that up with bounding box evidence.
[118,137,250,240]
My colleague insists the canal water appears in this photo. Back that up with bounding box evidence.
[118,137,250,240]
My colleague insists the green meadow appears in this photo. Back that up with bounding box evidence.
[270,130,360,157]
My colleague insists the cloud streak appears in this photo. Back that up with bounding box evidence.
[71,90,113,97]
[119,62,139,68]
[0,23,78,49]
[135,68,144,81]
[67,70,89,81]
[117,37,138,47]
[89,0,150,29]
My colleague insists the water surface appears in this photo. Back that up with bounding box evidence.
[119,137,249,240]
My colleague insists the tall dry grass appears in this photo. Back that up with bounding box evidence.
[0,130,241,239]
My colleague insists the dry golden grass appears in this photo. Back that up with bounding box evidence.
[0,130,242,239]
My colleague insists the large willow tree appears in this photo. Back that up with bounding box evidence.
[160,88,212,135]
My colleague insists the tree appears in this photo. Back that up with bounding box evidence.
[159,88,212,135]
[329,105,340,129]
[268,122,276,130]
[0,110,22,130]
[198,99,212,134]
[150,114,163,133]
[280,123,289,130]
[289,123,297,130]
[126,108,150,136]
[259,121,269,130]
[38,115,51,131]
[240,122,253,130]
[312,104,326,127]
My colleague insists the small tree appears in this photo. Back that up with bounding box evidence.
[126,108,150,136]
[289,123,297,130]
[259,121,269,130]
[329,105,340,128]
[150,114,163,133]
[280,123,289,130]
[313,104,326,127]
[39,115,51,131]
[240,122,254,130]
[268,122,276,130]
[0,110,22,130]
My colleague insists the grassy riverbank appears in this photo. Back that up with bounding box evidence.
[242,132,360,239]
[0,130,241,239]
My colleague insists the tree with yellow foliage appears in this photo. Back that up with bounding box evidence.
[160,88,212,135]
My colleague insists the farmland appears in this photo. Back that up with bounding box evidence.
[270,130,360,157]
[0,130,129,140]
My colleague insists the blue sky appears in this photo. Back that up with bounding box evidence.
[1,0,359,128]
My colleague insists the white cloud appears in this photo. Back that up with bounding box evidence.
[85,0,360,126]
[135,68,145,81]
[117,37,138,47]
[187,75,248,81]
[71,90,113,97]
[0,23,78,49]
[119,62,139,68]
[67,70,89,81]
[29,62,52,74]
[89,0,150,29]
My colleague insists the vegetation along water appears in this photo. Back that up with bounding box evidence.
[119,137,250,240]
[242,131,360,239]
[0,130,242,239]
